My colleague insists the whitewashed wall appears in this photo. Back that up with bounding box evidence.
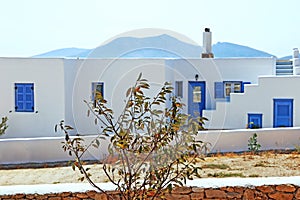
[0,58,65,138]
[0,56,281,138]
[0,136,109,164]
[204,76,300,129]
[197,127,300,153]
[66,58,166,136]
[165,57,275,113]
[0,128,299,164]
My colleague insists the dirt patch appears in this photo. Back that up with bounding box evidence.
[0,151,299,186]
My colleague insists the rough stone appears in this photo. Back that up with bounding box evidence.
[86,190,97,198]
[219,186,228,191]
[233,186,244,194]
[254,191,268,200]
[48,197,62,200]
[164,194,190,200]
[172,186,192,194]
[243,189,254,200]
[62,197,80,200]
[94,193,108,200]
[0,194,12,199]
[48,193,59,197]
[227,192,242,199]
[36,195,49,199]
[25,194,37,199]
[191,187,204,200]
[12,193,25,199]
[192,187,204,193]
[205,189,226,199]
[61,192,72,197]
[35,194,48,199]
[275,184,296,192]
[190,192,204,199]
[296,188,300,199]
[1,184,300,200]
[224,187,235,192]
[75,193,89,198]
[256,185,274,193]
[268,192,293,200]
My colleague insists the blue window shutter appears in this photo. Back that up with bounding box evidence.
[15,83,34,112]
[248,113,262,128]
[215,82,224,98]
[241,82,251,93]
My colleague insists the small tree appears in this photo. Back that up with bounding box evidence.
[0,117,8,136]
[57,73,209,200]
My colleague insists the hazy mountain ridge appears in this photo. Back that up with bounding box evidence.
[85,34,201,58]
[33,35,277,58]
[212,42,274,58]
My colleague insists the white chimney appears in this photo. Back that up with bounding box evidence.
[201,28,214,58]
[293,48,299,58]
[293,48,300,75]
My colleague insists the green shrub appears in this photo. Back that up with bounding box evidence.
[248,133,261,154]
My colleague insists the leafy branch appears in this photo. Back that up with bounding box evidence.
[56,73,209,200]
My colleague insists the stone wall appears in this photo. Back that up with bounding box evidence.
[1,184,300,200]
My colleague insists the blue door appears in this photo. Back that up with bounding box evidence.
[273,99,293,128]
[188,81,206,117]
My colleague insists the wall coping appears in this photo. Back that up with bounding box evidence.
[1,176,300,195]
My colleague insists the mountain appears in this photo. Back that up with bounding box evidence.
[213,42,274,58]
[280,55,292,60]
[88,34,201,58]
[33,35,275,58]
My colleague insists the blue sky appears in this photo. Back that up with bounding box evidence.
[0,0,299,57]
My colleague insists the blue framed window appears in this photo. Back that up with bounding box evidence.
[215,81,251,99]
[15,83,34,112]
[92,82,104,105]
[224,81,242,97]
[248,113,262,129]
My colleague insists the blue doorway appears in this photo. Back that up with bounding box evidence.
[273,99,293,128]
[188,81,206,117]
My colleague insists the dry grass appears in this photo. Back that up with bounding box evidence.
[0,151,299,186]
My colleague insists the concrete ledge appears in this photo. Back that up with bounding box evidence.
[0,177,300,199]
[0,136,109,164]
[197,127,300,153]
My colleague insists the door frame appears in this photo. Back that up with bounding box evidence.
[273,98,293,128]
[188,81,206,117]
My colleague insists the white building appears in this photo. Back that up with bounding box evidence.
[0,29,300,139]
